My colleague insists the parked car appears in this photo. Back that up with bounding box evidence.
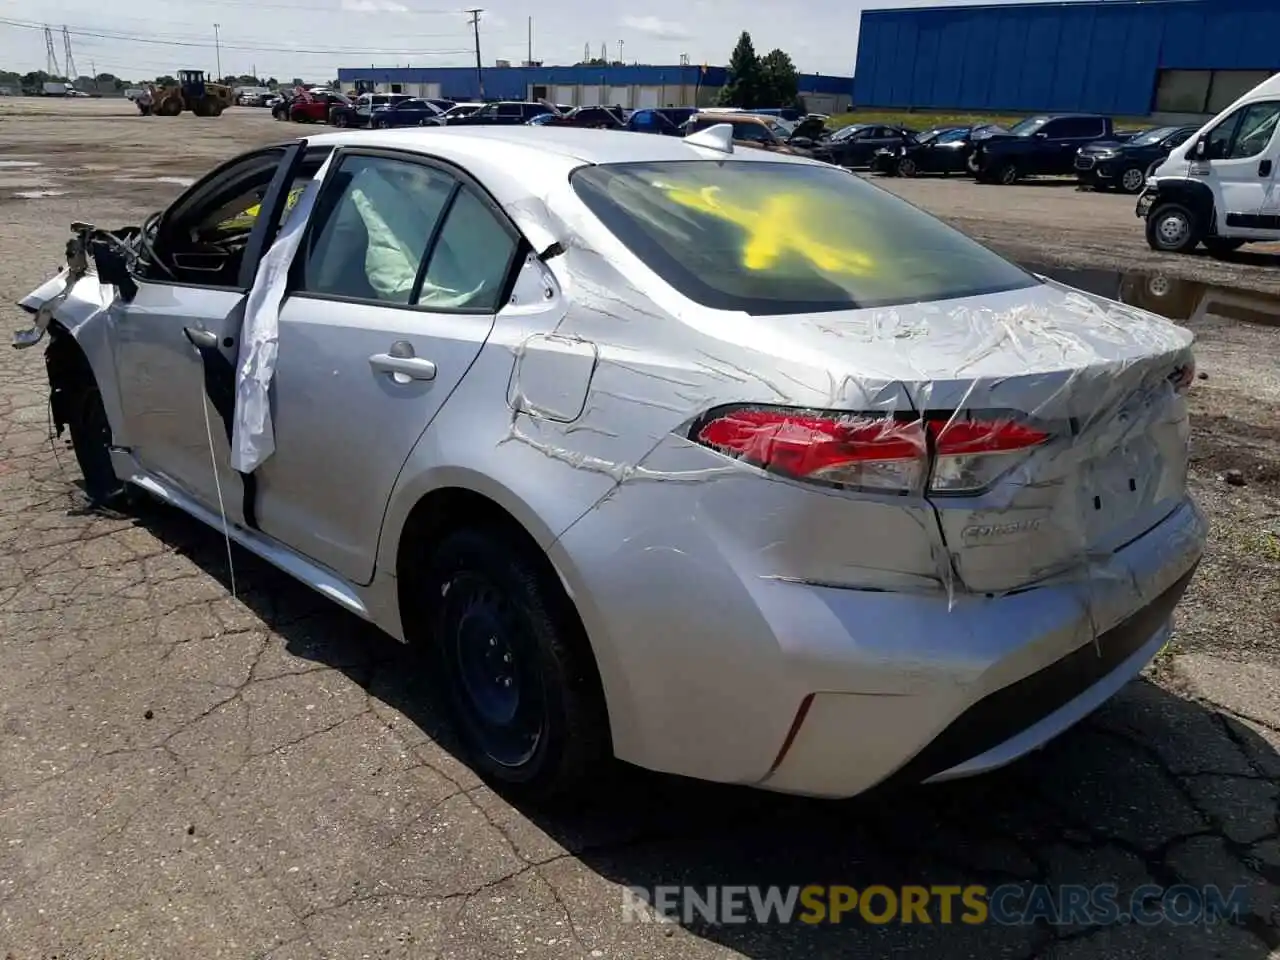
[443,101,553,125]
[808,123,917,168]
[536,105,626,129]
[681,112,813,156]
[368,98,446,128]
[1075,125,1200,194]
[970,114,1117,184]
[330,93,411,128]
[440,102,484,121]
[870,126,970,176]
[290,92,350,123]
[14,126,1205,803]
[625,106,696,136]
[1140,72,1280,255]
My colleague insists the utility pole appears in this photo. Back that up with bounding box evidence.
[90,59,97,94]
[213,23,222,81]
[617,40,623,65]
[527,16,532,65]
[62,26,78,82]
[466,9,484,98]
[44,26,61,78]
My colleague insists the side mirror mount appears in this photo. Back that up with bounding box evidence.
[90,242,138,302]
[788,136,814,148]
[1033,131,1048,139]
[1193,138,1207,160]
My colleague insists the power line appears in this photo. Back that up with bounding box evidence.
[0,16,472,56]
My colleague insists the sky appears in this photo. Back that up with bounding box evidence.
[0,0,1057,82]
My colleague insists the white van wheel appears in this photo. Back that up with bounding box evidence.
[1146,203,1201,253]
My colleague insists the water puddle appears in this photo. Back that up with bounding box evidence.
[1027,264,1280,328]
[0,160,42,168]
[12,189,68,199]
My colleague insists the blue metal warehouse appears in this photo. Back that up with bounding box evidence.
[853,0,1280,117]
[335,64,853,112]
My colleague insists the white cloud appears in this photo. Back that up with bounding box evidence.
[621,15,691,40]
[341,0,409,11]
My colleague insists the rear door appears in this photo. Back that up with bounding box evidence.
[253,148,522,584]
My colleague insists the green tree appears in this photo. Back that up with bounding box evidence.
[718,31,763,108]
[290,77,304,87]
[759,48,799,108]
[155,75,176,86]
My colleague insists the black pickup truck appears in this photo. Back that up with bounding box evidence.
[970,114,1116,185]
[443,101,553,125]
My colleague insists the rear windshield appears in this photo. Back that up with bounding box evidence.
[570,160,1035,315]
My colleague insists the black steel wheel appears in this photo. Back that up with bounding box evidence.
[419,526,609,802]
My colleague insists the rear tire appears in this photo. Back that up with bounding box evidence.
[897,157,918,178]
[417,527,610,804]
[333,113,348,127]
[997,162,1020,185]
[1146,202,1202,253]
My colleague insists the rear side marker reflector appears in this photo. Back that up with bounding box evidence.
[692,405,1050,496]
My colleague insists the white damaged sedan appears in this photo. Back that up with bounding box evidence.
[14,125,1206,801]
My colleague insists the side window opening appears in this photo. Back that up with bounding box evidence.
[1205,109,1242,160]
[146,147,329,288]
[300,154,518,312]
[303,155,456,304]
[419,187,518,311]
[1226,102,1280,160]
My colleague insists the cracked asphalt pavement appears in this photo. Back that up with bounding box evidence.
[1,102,1279,959]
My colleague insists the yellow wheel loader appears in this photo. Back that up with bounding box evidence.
[153,70,234,117]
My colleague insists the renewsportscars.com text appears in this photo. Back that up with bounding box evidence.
[622,883,1249,927]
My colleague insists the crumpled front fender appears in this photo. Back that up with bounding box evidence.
[17,271,115,337]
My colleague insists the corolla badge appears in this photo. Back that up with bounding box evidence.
[961,518,1045,542]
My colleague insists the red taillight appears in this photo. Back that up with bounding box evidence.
[692,406,1049,496]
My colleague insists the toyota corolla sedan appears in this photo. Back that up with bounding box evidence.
[14,125,1205,803]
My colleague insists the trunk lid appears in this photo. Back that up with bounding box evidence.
[762,279,1195,594]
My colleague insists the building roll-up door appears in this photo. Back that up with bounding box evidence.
[637,85,660,108]
[608,85,629,108]
[553,84,576,106]
[579,85,601,106]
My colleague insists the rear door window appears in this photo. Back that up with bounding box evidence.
[302,154,456,304]
[571,160,1035,315]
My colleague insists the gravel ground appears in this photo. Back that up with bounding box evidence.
[0,100,1277,959]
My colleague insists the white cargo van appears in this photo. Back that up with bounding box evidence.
[1139,72,1280,255]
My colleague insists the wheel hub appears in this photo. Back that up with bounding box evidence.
[1158,214,1189,245]
[444,575,543,768]
[1122,169,1144,191]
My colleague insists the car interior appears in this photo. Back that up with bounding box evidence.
[141,146,333,287]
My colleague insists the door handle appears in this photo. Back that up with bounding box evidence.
[183,325,219,349]
[1260,159,1273,177]
[369,353,437,381]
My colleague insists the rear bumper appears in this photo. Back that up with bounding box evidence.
[760,498,1205,797]
[556,489,1206,798]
